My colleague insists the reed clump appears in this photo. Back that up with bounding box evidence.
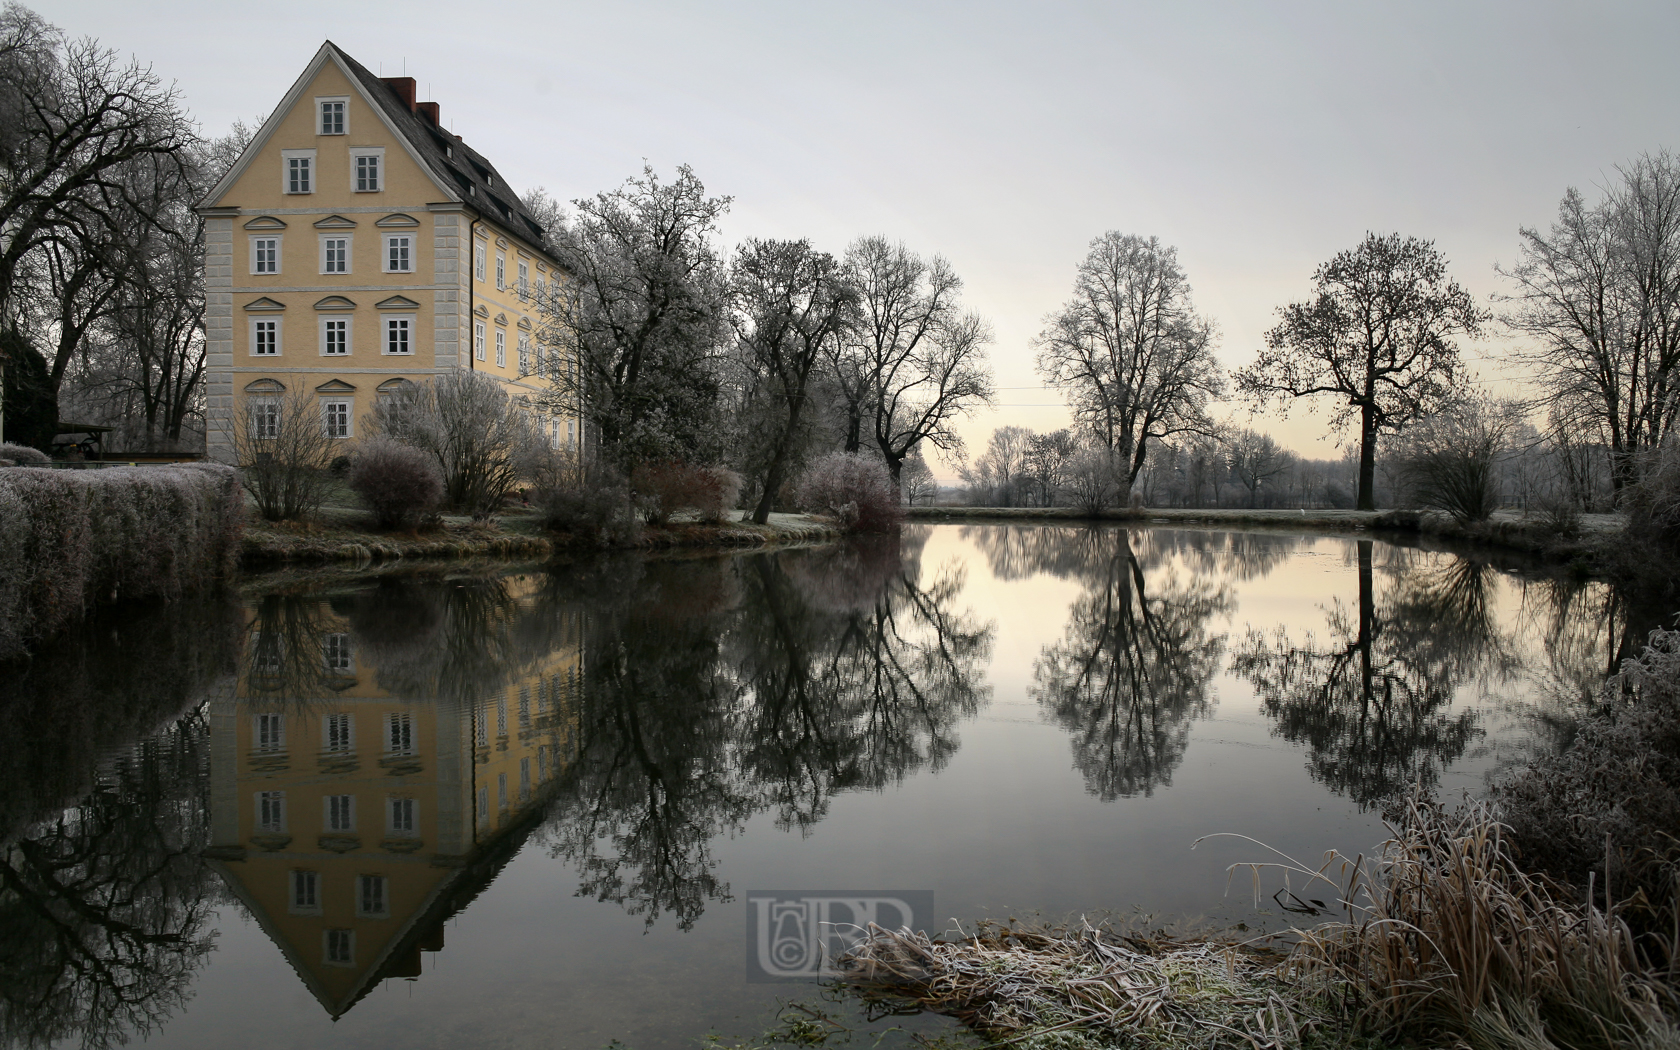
[838,793,1678,1050]
[837,920,1347,1050]
[1229,791,1678,1050]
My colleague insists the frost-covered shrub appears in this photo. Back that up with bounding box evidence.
[1625,440,1680,550]
[537,455,644,546]
[692,465,742,523]
[371,371,549,519]
[1397,402,1509,523]
[0,443,49,467]
[348,437,443,530]
[1065,447,1117,515]
[0,464,243,661]
[630,461,742,524]
[795,451,902,532]
[1498,627,1680,917]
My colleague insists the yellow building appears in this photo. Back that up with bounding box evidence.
[197,41,578,462]
[204,591,582,1017]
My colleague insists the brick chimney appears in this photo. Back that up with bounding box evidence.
[381,76,417,111]
[416,100,439,125]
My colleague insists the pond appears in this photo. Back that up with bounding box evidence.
[0,524,1668,1050]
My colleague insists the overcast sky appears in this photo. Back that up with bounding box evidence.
[35,0,1680,474]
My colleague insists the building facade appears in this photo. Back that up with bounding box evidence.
[197,41,576,463]
[205,583,582,1016]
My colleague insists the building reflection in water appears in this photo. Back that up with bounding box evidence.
[204,574,582,1018]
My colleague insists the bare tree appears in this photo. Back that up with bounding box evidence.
[1499,151,1680,498]
[958,425,1033,505]
[533,164,731,465]
[371,370,550,519]
[0,7,195,338]
[901,448,937,506]
[829,237,995,486]
[1237,232,1486,510]
[61,149,209,449]
[1024,428,1078,506]
[1034,233,1224,503]
[730,238,855,523]
[231,387,336,521]
[1224,428,1292,508]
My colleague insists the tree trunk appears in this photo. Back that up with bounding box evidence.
[1358,403,1378,511]
[843,403,862,453]
[753,440,791,525]
[1356,539,1376,740]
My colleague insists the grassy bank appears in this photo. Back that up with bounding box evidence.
[240,505,843,566]
[908,505,1627,562]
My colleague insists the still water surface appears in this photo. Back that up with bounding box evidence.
[1,524,1664,1050]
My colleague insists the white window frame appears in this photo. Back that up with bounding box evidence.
[495,252,505,289]
[474,321,486,361]
[321,398,352,440]
[356,874,389,918]
[517,332,530,374]
[324,929,355,967]
[350,147,384,192]
[474,242,486,281]
[384,234,412,273]
[323,712,354,752]
[494,328,505,367]
[319,234,350,274]
[257,790,287,832]
[517,260,528,301]
[255,712,285,751]
[316,96,348,136]
[249,397,280,439]
[250,235,281,275]
[250,318,281,357]
[385,712,415,755]
[289,870,321,915]
[325,794,356,832]
[282,149,315,194]
[320,316,350,357]
[387,796,417,836]
[323,633,354,673]
[384,316,411,356]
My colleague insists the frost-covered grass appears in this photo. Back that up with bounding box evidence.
[839,921,1353,1050]
[0,464,242,660]
[839,787,1680,1050]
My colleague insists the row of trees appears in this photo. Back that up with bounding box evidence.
[528,166,995,523]
[1017,229,1485,513]
[0,6,231,452]
[1014,150,1680,519]
[958,408,1619,516]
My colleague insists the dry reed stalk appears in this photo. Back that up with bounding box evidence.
[836,919,1329,1049]
[1213,791,1679,1050]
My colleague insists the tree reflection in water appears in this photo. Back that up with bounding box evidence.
[541,533,993,929]
[0,599,240,1050]
[737,533,993,830]
[1023,528,1231,799]
[1232,541,1485,808]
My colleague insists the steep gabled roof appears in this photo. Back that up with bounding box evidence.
[328,45,554,254]
[199,41,555,260]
